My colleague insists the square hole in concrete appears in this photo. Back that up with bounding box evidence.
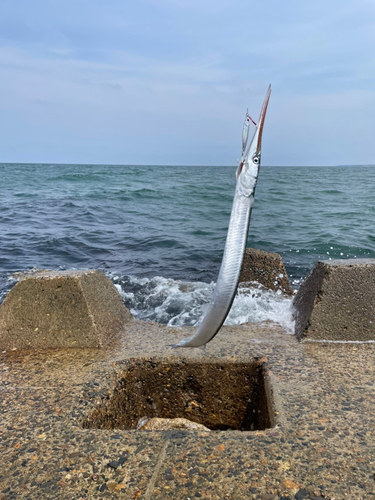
[82,357,275,431]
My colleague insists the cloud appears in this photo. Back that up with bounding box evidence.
[0,0,374,164]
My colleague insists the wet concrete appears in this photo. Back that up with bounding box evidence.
[240,248,293,296]
[1,319,375,499]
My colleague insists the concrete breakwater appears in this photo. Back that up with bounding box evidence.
[0,270,132,350]
[1,319,375,499]
[240,248,293,296]
[293,258,375,341]
[0,258,375,498]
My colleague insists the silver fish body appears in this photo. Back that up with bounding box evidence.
[173,85,271,348]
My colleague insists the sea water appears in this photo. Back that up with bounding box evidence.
[1,163,374,333]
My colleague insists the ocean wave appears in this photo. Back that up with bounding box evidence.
[1,164,375,292]
[110,274,295,334]
[0,268,294,334]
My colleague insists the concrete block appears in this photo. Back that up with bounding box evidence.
[0,270,133,349]
[239,247,293,295]
[293,259,375,341]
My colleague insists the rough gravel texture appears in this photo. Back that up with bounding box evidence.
[1,318,374,499]
[239,248,293,296]
[293,259,375,341]
[0,270,132,349]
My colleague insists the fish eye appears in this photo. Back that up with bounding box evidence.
[253,157,259,164]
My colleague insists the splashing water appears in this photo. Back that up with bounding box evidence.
[111,274,295,334]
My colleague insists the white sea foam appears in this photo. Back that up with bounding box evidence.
[226,282,295,334]
[113,274,295,334]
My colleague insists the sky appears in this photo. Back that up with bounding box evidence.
[0,0,374,166]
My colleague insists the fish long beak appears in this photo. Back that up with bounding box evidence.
[246,84,271,160]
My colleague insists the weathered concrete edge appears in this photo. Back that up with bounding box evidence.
[292,261,328,341]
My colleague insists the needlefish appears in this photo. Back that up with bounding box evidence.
[172,84,271,348]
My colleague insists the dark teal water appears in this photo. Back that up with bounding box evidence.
[1,163,374,327]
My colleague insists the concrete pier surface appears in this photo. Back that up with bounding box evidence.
[1,318,374,499]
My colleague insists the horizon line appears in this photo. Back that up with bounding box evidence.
[1,162,374,168]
